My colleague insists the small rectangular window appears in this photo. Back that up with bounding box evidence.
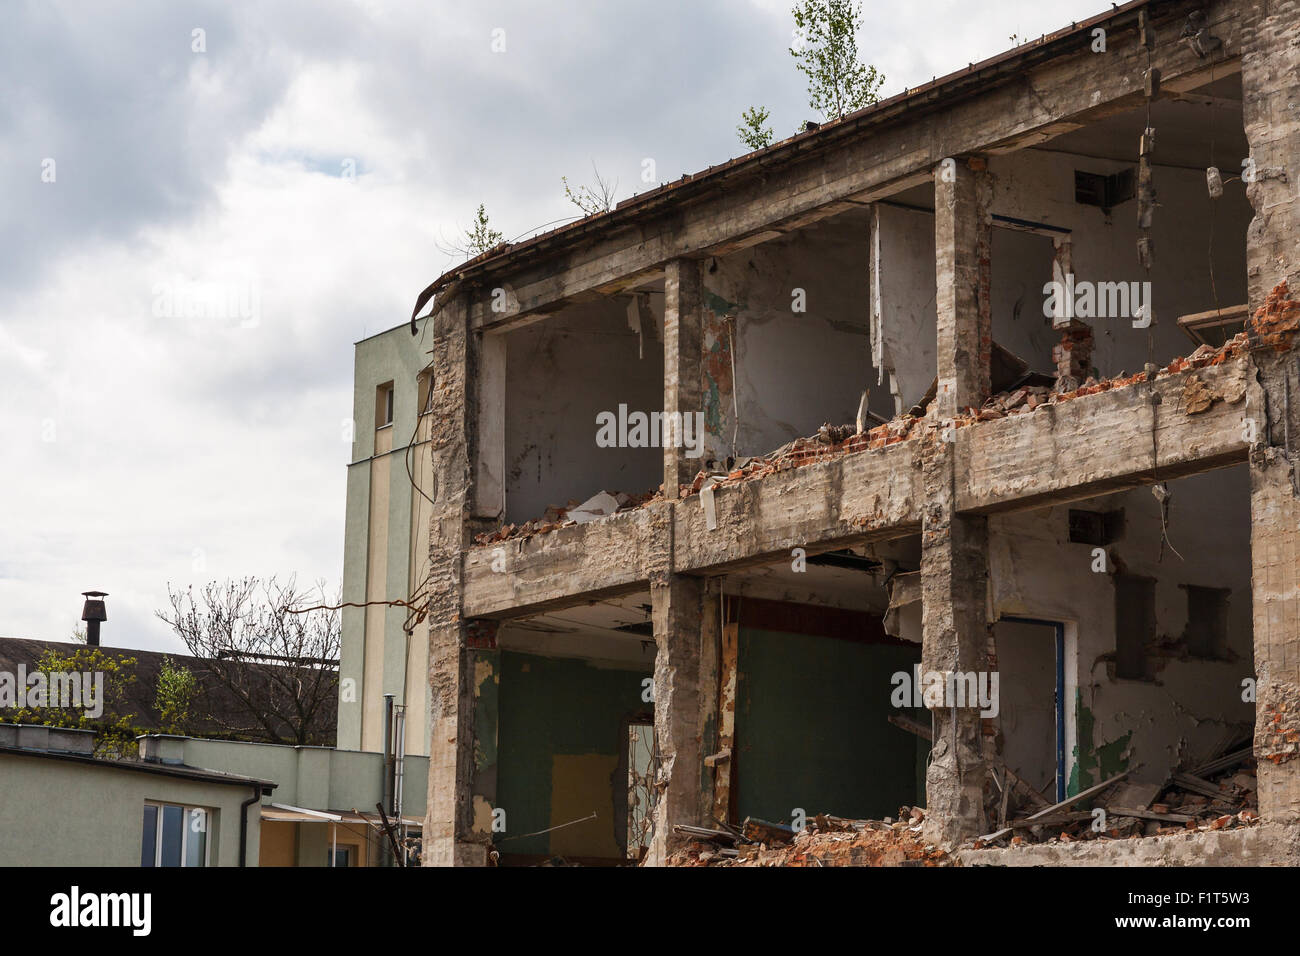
[142,802,211,867]
[375,382,395,429]
[1068,509,1124,546]
[417,369,434,416]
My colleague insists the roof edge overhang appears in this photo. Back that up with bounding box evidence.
[410,0,1177,326]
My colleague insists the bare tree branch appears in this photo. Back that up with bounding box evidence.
[156,576,340,746]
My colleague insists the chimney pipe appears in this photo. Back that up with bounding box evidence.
[81,591,108,646]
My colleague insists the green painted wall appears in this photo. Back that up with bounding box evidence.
[736,627,923,823]
[1068,695,1133,795]
[0,752,258,866]
[180,737,428,817]
[495,652,649,859]
[339,318,431,753]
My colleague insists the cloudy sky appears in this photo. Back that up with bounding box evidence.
[0,0,1107,652]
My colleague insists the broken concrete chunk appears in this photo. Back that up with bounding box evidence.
[1183,374,1217,414]
[567,491,621,523]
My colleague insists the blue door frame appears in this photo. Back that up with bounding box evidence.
[999,616,1067,803]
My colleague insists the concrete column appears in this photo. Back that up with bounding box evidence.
[1249,447,1300,820]
[1241,0,1300,823]
[422,293,489,867]
[663,258,705,497]
[647,573,710,865]
[920,438,990,845]
[933,156,992,418]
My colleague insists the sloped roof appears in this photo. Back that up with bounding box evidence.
[0,638,337,745]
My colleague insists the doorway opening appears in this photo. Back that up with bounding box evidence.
[996,616,1067,803]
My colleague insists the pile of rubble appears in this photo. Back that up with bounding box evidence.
[473,489,658,545]
[680,419,919,498]
[971,740,1260,850]
[667,810,951,867]
[963,332,1249,424]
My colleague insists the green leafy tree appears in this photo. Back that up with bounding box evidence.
[790,0,884,122]
[4,646,140,757]
[737,106,775,150]
[466,204,504,255]
[154,656,198,735]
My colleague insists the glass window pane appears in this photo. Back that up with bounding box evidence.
[185,809,207,867]
[141,805,157,867]
[160,805,183,867]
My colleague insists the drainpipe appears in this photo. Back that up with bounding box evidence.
[239,784,262,867]
[382,694,395,866]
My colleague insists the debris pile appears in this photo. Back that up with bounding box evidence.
[473,489,658,545]
[680,418,919,498]
[970,739,1259,850]
[962,332,1249,425]
[667,810,951,867]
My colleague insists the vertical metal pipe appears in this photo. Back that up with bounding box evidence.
[381,693,394,866]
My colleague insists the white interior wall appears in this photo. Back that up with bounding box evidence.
[989,147,1251,375]
[990,227,1058,372]
[708,211,891,458]
[988,465,1254,786]
[873,203,938,410]
[504,299,665,523]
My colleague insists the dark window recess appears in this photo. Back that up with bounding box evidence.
[375,381,395,429]
[1183,585,1230,659]
[141,805,158,868]
[1114,574,1155,680]
[160,804,184,867]
[417,369,434,415]
[1075,168,1136,214]
[1068,508,1124,546]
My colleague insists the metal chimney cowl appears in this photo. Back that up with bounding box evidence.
[81,590,107,646]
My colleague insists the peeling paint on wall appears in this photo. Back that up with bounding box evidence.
[1070,697,1132,794]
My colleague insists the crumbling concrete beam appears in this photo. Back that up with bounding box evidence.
[920,434,991,846]
[1249,445,1300,820]
[647,573,712,866]
[664,258,705,497]
[957,355,1258,514]
[934,156,992,417]
[422,293,491,867]
[1236,0,1300,823]
[460,440,922,619]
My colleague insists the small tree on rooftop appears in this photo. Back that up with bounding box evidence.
[465,204,504,255]
[790,0,884,122]
[562,162,618,216]
[736,106,775,150]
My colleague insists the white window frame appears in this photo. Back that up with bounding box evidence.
[142,801,212,868]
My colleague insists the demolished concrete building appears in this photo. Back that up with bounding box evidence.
[406,0,1300,865]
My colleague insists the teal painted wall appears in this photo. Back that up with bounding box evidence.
[736,627,923,823]
[495,652,649,859]
[339,318,431,753]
